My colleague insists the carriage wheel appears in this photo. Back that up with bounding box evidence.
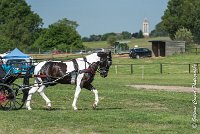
[10,83,27,110]
[0,83,15,110]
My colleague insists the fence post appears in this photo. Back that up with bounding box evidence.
[115,65,118,74]
[160,63,163,74]
[130,64,133,74]
[189,64,191,73]
[196,48,198,55]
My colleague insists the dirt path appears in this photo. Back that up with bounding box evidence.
[127,85,200,93]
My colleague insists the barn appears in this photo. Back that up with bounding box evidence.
[149,40,185,57]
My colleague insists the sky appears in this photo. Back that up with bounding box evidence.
[26,0,168,37]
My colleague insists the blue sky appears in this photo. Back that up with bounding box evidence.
[26,0,168,37]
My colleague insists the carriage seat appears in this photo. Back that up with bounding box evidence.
[0,64,20,84]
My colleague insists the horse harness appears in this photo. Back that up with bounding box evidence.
[72,58,98,89]
[37,58,99,89]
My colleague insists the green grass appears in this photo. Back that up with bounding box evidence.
[83,41,109,49]
[0,75,199,133]
[1,50,200,133]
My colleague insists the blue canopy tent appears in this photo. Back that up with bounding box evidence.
[3,48,31,59]
[2,48,32,74]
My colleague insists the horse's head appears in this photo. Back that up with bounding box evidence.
[97,51,112,78]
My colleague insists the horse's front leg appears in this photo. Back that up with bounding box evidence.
[92,88,99,109]
[85,84,99,109]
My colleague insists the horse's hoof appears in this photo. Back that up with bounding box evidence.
[93,103,97,109]
[27,107,32,110]
[73,107,78,111]
[47,106,51,110]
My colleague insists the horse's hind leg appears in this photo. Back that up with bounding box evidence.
[72,74,84,110]
[26,85,39,110]
[72,85,81,110]
[37,85,51,110]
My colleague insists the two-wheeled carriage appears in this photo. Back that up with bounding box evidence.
[0,60,33,110]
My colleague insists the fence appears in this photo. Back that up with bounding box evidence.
[110,63,200,75]
[186,48,200,55]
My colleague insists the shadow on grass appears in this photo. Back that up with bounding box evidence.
[16,107,123,111]
[78,107,123,111]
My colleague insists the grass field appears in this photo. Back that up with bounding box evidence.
[1,46,200,133]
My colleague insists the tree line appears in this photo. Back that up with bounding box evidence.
[81,30,146,42]
[1,0,200,53]
[0,0,83,53]
[154,0,200,45]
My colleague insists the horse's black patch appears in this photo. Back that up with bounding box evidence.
[97,52,107,57]
[79,62,99,90]
[40,62,67,78]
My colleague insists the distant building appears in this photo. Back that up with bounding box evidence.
[142,18,150,37]
[149,40,185,57]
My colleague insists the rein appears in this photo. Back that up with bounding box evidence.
[82,57,101,74]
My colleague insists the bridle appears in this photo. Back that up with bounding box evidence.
[83,53,112,75]
[98,57,112,73]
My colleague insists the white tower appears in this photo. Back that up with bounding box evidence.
[142,18,149,37]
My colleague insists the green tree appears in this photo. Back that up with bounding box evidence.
[89,34,102,41]
[107,35,117,46]
[121,31,132,39]
[137,30,144,38]
[161,0,200,42]
[0,0,43,50]
[161,0,184,39]
[101,33,116,41]
[150,22,168,37]
[175,27,193,45]
[0,35,14,53]
[33,18,83,52]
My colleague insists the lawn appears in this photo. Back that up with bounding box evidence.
[0,51,200,133]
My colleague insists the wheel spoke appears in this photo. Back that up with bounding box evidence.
[0,83,26,110]
[11,84,25,110]
[2,100,9,107]
[16,92,23,96]
[0,84,15,110]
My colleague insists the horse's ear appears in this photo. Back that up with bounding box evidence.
[108,51,112,61]
[108,51,112,58]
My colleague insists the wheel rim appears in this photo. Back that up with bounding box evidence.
[0,84,15,110]
[11,84,26,110]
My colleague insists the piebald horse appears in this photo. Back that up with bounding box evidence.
[25,51,112,110]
